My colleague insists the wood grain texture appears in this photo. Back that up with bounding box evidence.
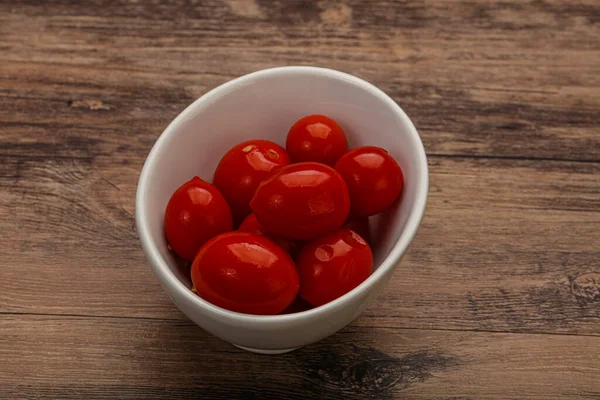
[1,0,599,398]
[1,315,599,400]
[1,0,599,161]
[2,156,598,335]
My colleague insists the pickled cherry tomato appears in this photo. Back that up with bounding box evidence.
[296,228,373,307]
[280,296,313,314]
[343,215,371,244]
[238,213,301,255]
[164,177,233,261]
[334,146,404,216]
[286,114,348,166]
[250,162,350,240]
[191,232,299,315]
[213,140,291,223]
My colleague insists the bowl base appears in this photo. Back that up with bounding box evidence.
[233,344,298,354]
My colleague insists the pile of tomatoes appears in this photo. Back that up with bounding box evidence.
[164,114,404,315]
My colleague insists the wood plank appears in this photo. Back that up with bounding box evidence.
[1,0,599,161]
[0,0,599,334]
[360,156,600,334]
[2,152,598,335]
[2,0,599,397]
[1,315,598,399]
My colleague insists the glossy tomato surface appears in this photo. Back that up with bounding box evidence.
[286,114,348,166]
[191,232,299,315]
[250,162,350,240]
[213,140,291,223]
[297,228,373,307]
[334,146,404,216]
[343,215,371,244]
[238,213,301,255]
[164,176,233,261]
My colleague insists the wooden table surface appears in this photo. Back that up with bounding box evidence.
[1,1,599,399]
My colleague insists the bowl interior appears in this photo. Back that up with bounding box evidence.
[139,67,427,295]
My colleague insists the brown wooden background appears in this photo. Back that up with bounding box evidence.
[1,0,599,399]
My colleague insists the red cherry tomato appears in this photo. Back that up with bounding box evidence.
[280,296,313,314]
[343,215,371,244]
[164,177,233,261]
[334,146,404,216]
[297,228,373,307]
[238,213,301,255]
[213,140,291,223]
[286,114,348,166]
[191,232,299,315]
[250,162,351,240]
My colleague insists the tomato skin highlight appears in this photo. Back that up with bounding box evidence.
[191,232,299,315]
[286,114,348,166]
[238,213,301,255]
[213,139,291,224]
[164,176,233,261]
[250,162,351,241]
[334,146,404,217]
[297,228,373,307]
[343,215,371,244]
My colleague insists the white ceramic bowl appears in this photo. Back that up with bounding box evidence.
[136,66,428,354]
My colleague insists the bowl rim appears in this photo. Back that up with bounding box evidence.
[135,66,429,325]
